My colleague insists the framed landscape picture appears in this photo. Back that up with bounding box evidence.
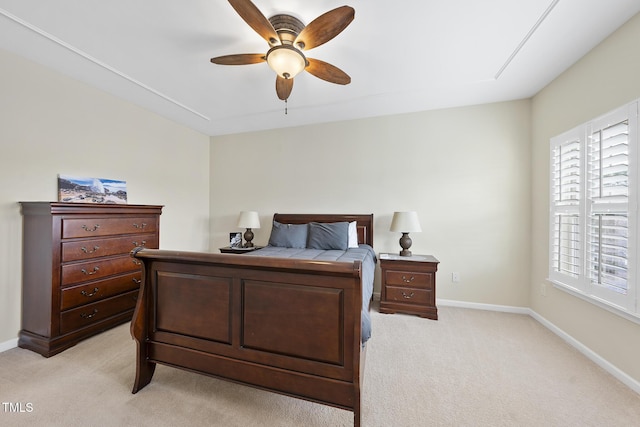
[58,175,128,204]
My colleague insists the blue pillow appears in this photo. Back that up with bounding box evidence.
[268,221,308,248]
[307,222,349,250]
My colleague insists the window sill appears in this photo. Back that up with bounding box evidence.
[548,279,640,326]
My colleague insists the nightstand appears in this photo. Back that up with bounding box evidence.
[379,253,439,320]
[219,246,264,254]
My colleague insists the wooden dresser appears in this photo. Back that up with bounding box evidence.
[379,253,439,320]
[19,202,162,357]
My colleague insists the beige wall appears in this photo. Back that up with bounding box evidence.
[211,99,532,306]
[0,49,211,345]
[531,13,640,382]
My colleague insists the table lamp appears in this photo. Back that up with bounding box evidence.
[237,211,260,248]
[389,211,421,256]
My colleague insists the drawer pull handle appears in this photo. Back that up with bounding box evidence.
[402,275,415,283]
[132,278,141,284]
[81,287,99,297]
[81,267,100,275]
[80,309,99,319]
[402,291,415,299]
[132,240,146,247]
[132,259,142,266]
[81,246,100,254]
[133,223,147,229]
[81,224,100,232]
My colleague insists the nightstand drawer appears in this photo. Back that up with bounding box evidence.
[385,286,432,304]
[384,270,433,289]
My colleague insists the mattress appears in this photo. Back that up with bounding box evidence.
[246,244,377,343]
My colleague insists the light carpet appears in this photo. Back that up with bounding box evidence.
[1,305,639,426]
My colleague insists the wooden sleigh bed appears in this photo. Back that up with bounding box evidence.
[130,214,375,426]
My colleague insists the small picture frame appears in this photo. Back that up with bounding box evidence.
[230,232,242,248]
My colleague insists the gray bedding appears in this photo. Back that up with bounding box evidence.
[246,244,377,343]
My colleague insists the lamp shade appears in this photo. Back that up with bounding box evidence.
[237,211,260,229]
[390,211,422,233]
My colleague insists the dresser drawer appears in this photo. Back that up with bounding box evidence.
[59,290,138,335]
[384,270,433,289]
[61,217,158,239]
[60,271,142,310]
[61,255,142,286]
[61,234,158,262]
[385,285,432,305]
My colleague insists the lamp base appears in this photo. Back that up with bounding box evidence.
[399,232,412,257]
[243,228,255,248]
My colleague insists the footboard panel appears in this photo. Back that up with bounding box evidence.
[130,249,364,418]
[242,279,345,365]
[155,270,233,344]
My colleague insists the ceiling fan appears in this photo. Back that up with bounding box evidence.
[210,0,355,104]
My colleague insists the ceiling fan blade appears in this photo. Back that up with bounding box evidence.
[210,53,265,65]
[294,6,355,50]
[276,76,294,100]
[306,58,351,85]
[228,0,280,45]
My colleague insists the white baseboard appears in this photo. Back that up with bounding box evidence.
[436,298,640,395]
[0,337,18,353]
[529,309,640,395]
[437,298,530,315]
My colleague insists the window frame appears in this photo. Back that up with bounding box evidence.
[549,100,639,320]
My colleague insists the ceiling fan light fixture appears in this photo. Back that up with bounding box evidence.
[210,1,355,104]
[266,45,306,79]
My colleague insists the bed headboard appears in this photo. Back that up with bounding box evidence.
[272,213,374,247]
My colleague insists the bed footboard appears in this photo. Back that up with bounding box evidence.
[130,248,365,426]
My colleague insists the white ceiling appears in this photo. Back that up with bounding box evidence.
[1,1,639,136]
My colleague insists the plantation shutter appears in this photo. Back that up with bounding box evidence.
[550,129,582,284]
[587,108,631,300]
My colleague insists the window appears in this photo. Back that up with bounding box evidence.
[549,101,639,318]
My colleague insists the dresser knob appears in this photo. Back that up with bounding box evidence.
[133,223,147,229]
[401,291,415,299]
[81,287,99,297]
[81,266,100,275]
[402,275,415,283]
[132,278,141,284]
[81,246,100,254]
[80,309,99,319]
[81,224,100,232]
[132,240,147,247]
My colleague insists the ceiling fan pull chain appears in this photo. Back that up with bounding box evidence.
[285,99,288,115]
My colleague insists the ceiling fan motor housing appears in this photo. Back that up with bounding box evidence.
[268,14,305,47]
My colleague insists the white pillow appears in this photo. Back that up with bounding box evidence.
[348,221,359,248]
